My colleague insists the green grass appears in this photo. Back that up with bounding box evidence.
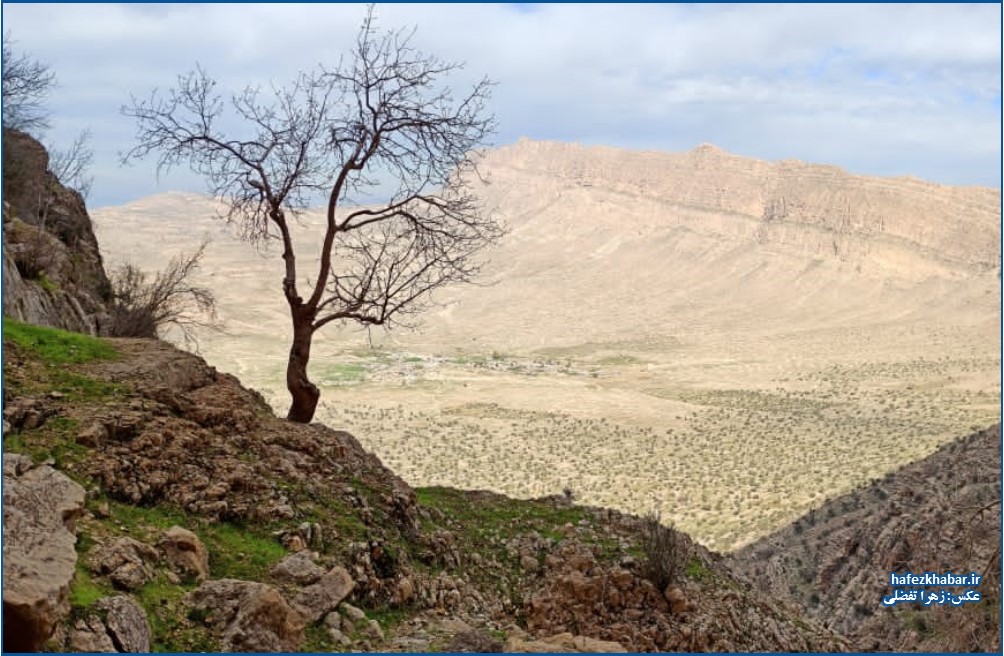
[69,564,108,613]
[319,363,367,384]
[416,486,588,549]
[106,501,285,581]
[3,319,125,402]
[136,575,216,653]
[685,556,712,582]
[303,623,339,652]
[6,416,85,467]
[367,606,406,630]
[69,528,111,615]
[3,319,117,363]
[202,522,287,581]
[108,501,189,537]
[49,370,127,401]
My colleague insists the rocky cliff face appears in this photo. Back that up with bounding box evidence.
[2,129,112,334]
[482,139,1000,277]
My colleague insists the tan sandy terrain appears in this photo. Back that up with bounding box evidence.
[92,140,1001,551]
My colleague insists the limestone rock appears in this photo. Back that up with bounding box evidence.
[323,611,341,631]
[393,576,416,605]
[365,619,385,641]
[186,579,305,652]
[292,566,355,623]
[70,595,151,653]
[270,551,324,585]
[3,453,86,651]
[158,526,210,582]
[445,628,504,652]
[99,595,152,652]
[69,616,117,652]
[92,537,160,590]
[505,632,628,653]
[2,130,112,335]
[340,602,367,622]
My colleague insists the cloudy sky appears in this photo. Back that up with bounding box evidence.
[3,3,1001,207]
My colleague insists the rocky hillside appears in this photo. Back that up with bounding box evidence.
[730,424,1001,652]
[2,321,848,653]
[2,128,112,335]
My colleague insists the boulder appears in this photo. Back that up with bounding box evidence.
[70,595,152,652]
[292,566,355,623]
[270,551,325,585]
[3,453,86,651]
[158,526,210,582]
[364,619,384,641]
[186,578,304,652]
[69,616,117,652]
[99,595,152,652]
[92,537,159,590]
[340,602,367,622]
[394,576,416,605]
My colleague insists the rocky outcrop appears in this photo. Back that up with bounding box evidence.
[291,566,355,623]
[2,128,111,334]
[186,579,305,652]
[731,424,1001,652]
[69,596,152,653]
[3,453,86,651]
[92,537,159,590]
[526,540,845,652]
[74,338,420,557]
[271,551,326,586]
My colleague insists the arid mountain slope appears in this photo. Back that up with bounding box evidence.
[729,424,1001,652]
[430,139,999,351]
[3,323,848,652]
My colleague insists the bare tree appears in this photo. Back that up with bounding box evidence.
[48,129,94,199]
[122,8,503,423]
[2,32,55,133]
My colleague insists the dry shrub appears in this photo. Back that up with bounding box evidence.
[106,241,217,346]
[640,511,684,590]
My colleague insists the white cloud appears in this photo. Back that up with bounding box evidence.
[3,2,999,206]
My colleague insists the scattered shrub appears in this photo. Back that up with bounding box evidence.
[105,241,218,346]
[640,511,684,590]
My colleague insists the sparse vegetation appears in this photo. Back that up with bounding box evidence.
[310,344,999,551]
[639,511,684,590]
[105,241,218,345]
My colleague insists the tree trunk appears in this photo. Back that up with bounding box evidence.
[286,310,319,423]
